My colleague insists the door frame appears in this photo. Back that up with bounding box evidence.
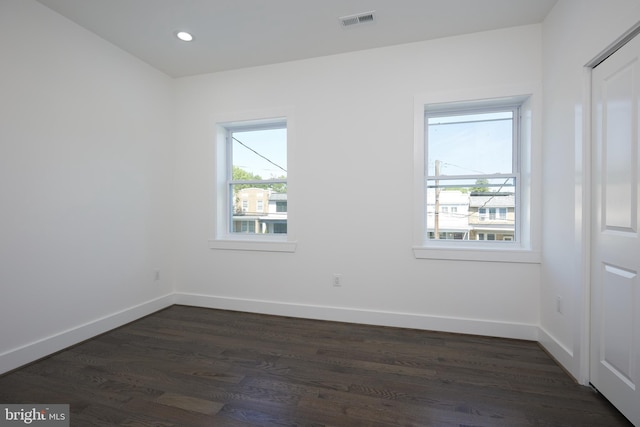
[579,21,640,385]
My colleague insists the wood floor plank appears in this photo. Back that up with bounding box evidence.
[155,392,224,415]
[0,305,633,426]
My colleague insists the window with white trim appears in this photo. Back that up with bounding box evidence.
[426,105,519,241]
[413,93,539,263]
[228,123,287,234]
[211,112,296,253]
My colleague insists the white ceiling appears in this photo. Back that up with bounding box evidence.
[36,0,558,78]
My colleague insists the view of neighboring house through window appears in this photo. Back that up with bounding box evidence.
[425,106,519,242]
[227,122,287,235]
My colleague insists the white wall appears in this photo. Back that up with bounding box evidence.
[173,25,543,339]
[11,0,621,380]
[540,0,640,381]
[0,0,175,373]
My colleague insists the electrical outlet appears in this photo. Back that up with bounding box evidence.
[332,273,343,287]
[556,296,563,314]
[154,270,161,281]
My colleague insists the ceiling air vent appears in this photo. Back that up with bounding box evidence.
[339,11,376,28]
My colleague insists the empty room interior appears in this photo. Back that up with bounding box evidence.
[2,0,640,425]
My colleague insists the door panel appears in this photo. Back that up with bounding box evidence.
[601,264,636,388]
[591,32,640,426]
[603,63,637,232]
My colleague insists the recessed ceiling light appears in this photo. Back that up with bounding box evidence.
[176,31,194,42]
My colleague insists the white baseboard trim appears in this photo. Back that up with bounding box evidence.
[538,326,576,380]
[0,294,175,375]
[174,293,540,341]
[0,292,549,376]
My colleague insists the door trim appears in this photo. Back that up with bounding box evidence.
[578,66,592,385]
[585,22,640,69]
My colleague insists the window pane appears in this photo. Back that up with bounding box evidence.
[425,178,515,241]
[232,128,287,180]
[231,183,287,235]
[427,111,512,176]
[276,201,287,212]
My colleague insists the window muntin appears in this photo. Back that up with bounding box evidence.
[425,106,520,243]
[227,122,287,236]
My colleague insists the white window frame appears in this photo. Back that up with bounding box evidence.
[413,86,541,263]
[210,108,297,253]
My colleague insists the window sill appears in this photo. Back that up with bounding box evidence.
[413,246,541,264]
[209,239,297,253]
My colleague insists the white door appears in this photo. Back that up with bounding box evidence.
[591,33,640,426]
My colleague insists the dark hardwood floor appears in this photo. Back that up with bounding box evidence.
[0,305,632,426]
